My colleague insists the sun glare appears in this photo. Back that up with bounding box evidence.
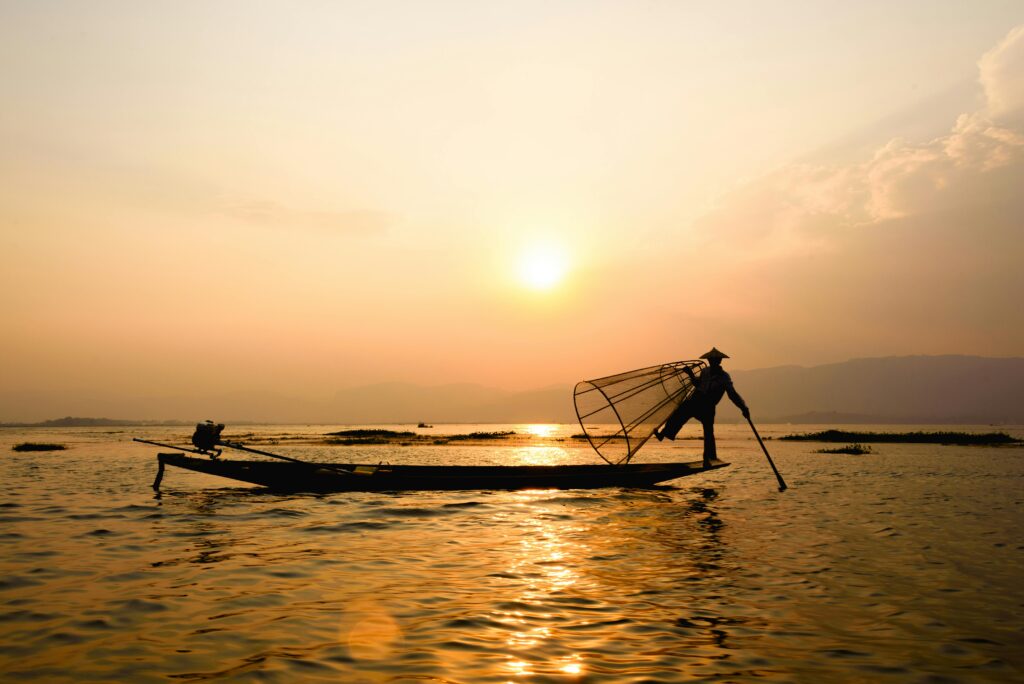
[517,243,568,291]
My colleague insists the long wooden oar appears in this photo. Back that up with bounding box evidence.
[133,437,354,476]
[746,416,788,491]
[133,437,215,456]
[218,440,354,476]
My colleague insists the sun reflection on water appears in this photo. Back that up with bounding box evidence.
[525,424,558,438]
[511,446,570,465]
[506,658,534,676]
[494,492,591,678]
[560,658,583,675]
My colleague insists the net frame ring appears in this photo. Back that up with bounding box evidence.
[573,360,706,465]
[573,379,627,465]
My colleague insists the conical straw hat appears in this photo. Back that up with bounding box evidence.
[699,347,729,360]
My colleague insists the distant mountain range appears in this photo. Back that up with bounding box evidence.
[0,417,192,428]
[725,355,1024,424]
[2,355,1022,426]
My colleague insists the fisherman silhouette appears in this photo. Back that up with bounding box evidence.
[654,348,749,468]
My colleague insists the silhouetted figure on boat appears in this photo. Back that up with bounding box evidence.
[192,420,224,454]
[654,348,749,468]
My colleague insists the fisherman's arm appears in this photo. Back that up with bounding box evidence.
[726,382,750,419]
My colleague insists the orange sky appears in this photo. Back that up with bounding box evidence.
[1,3,1023,418]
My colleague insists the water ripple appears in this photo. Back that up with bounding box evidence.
[0,426,1022,681]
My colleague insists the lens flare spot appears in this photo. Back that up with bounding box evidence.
[340,600,401,661]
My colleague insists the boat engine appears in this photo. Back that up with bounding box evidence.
[192,420,225,453]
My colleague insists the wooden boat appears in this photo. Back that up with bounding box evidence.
[153,451,728,493]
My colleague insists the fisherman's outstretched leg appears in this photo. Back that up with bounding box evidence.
[657,403,693,441]
[701,415,716,468]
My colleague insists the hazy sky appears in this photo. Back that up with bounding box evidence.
[2,2,1023,416]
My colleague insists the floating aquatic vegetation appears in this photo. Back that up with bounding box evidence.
[322,430,518,446]
[780,430,1020,445]
[815,443,872,455]
[12,443,67,452]
[445,431,516,441]
[327,437,389,445]
[326,429,416,438]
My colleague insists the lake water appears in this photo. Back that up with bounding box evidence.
[1,423,1022,682]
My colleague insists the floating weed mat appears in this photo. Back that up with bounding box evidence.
[325,429,416,445]
[327,437,390,445]
[326,429,416,438]
[323,430,518,446]
[12,443,67,452]
[780,430,1021,445]
[445,431,516,441]
[815,444,872,455]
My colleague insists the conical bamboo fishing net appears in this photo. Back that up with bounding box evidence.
[574,360,706,464]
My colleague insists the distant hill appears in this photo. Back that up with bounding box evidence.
[724,355,1024,424]
[0,417,192,428]
[2,356,1021,425]
[352,355,1024,425]
[365,355,1024,425]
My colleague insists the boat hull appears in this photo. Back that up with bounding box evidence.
[156,452,728,492]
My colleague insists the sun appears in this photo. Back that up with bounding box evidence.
[517,242,568,291]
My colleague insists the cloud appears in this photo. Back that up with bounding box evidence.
[222,199,390,236]
[678,25,1024,363]
[979,24,1024,127]
[695,24,1024,245]
[864,113,1023,220]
